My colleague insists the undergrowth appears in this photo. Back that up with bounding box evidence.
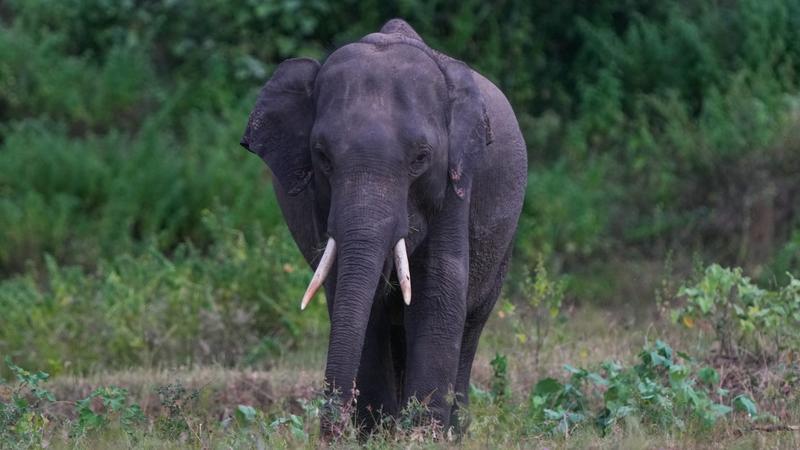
[0,213,322,377]
[0,339,781,449]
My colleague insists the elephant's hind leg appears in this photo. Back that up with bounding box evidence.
[450,241,514,433]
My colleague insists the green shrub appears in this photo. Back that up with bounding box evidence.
[0,214,320,376]
[0,114,283,274]
[672,264,800,358]
[74,386,145,438]
[503,256,566,368]
[489,353,510,406]
[525,341,754,437]
[0,25,157,131]
[0,358,56,447]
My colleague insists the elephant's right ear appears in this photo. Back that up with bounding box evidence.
[240,58,320,196]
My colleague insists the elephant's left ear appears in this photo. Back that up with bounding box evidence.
[240,58,320,196]
[442,60,493,199]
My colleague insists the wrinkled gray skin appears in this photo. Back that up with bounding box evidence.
[241,19,527,436]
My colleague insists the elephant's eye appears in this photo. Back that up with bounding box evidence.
[409,145,431,175]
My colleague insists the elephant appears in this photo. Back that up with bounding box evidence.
[240,19,527,436]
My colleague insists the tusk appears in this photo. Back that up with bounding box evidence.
[394,239,412,305]
[300,238,336,310]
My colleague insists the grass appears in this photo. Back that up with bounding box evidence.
[3,304,798,449]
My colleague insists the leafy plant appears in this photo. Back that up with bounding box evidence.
[0,212,316,377]
[490,353,511,406]
[673,264,800,358]
[267,396,324,443]
[0,358,56,447]
[526,341,755,437]
[154,383,200,439]
[269,413,306,440]
[73,386,145,437]
[513,256,566,368]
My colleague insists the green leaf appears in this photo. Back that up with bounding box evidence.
[587,372,608,386]
[604,384,630,403]
[14,396,29,409]
[710,403,732,417]
[102,387,127,411]
[733,395,758,417]
[531,395,547,409]
[697,296,713,314]
[236,405,257,424]
[698,367,720,385]
[543,408,564,421]
[122,404,145,429]
[614,405,635,418]
[655,340,673,360]
[668,364,689,384]
[648,350,670,368]
[270,417,289,428]
[533,378,563,397]
[77,406,106,431]
[35,387,56,402]
[469,383,492,403]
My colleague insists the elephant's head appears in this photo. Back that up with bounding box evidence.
[240,19,490,398]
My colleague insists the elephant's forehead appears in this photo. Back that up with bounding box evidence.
[315,43,448,117]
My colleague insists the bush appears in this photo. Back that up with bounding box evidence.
[0,214,321,376]
[0,25,156,131]
[0,358,56,447]
[0,114,284,274]
[502,256,566,369]
[469,341,758,440]
[525,340,756,437]
[672,264,800,359]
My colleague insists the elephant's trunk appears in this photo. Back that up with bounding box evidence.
[318,170,408,431]
[323,226,389,394]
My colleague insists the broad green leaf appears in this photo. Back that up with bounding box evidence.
[236,405,258,424]
[668,364,689,384]
[710,403,732,417]
[533,378,563,396]
[543,408,564,421]
[733,395,758,417]
[698,367,720,385]
[587,372,608,386]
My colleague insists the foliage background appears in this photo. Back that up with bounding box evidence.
[0,0,799,375]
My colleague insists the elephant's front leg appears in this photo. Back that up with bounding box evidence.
[402,218,469,431]
[354,294,399,433]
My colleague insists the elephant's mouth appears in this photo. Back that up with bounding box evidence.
[299,237,411,310]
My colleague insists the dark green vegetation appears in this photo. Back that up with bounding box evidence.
[1,1,799,447]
